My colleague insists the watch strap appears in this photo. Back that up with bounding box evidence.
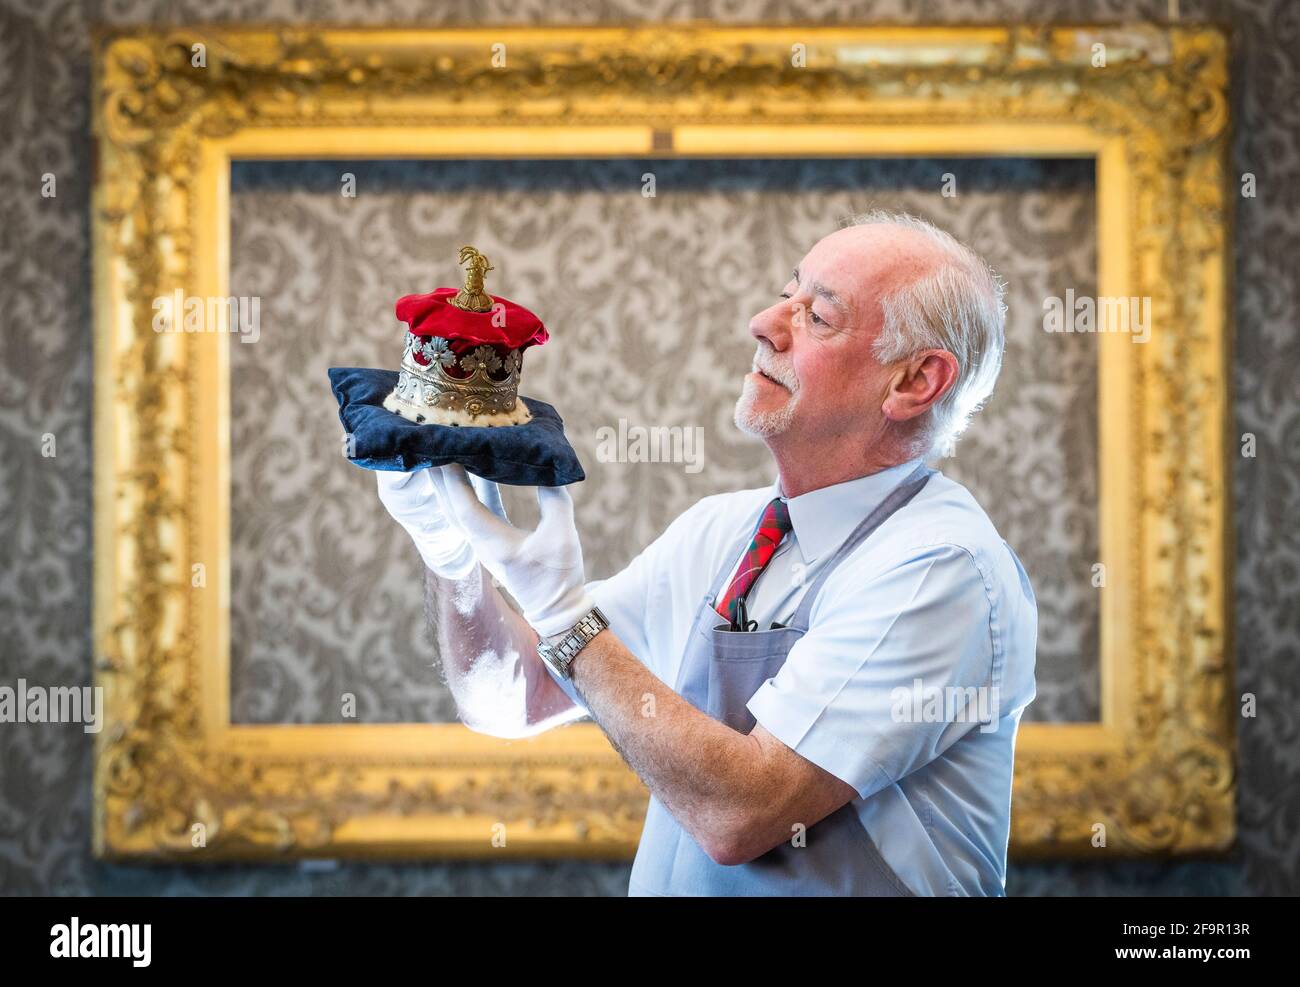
[537,606,608,679]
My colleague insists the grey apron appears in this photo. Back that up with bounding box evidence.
[628,462,935,896]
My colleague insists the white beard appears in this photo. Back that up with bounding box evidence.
[733,375,797,437]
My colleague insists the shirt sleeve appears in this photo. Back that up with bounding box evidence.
[746,542,996,799]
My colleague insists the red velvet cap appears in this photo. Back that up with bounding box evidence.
[395,288,549,352]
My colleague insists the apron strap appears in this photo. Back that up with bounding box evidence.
[789,461,935,631]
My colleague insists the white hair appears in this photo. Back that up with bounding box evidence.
[843,209,1007,458]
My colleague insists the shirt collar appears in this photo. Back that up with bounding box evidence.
[770,457,925,565]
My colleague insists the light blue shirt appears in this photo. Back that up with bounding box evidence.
[555,459,1038,896]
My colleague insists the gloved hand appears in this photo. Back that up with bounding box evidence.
[439,464,594,639]
[375,466,507,581]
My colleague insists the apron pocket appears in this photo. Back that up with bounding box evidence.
[704,627,802,733]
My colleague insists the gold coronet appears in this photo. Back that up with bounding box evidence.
[384,334,530,425]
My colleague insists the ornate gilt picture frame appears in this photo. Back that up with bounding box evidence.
[92,24,1232,860]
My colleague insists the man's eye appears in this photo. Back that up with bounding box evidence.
[810,311,827,326]
[780,291,793,300]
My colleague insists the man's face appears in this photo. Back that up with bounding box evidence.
[735,224,940,445]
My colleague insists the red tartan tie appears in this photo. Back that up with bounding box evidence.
[714,497,793,624]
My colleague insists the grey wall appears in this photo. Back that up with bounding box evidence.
[1,0,1295,896]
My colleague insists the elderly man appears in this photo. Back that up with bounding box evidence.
[377,210,1038,896]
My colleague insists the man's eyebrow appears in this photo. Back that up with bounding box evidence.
[792,267,850,316]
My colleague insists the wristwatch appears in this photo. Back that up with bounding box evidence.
[536,606,609,680]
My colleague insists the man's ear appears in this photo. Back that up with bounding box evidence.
[881,350,959,423]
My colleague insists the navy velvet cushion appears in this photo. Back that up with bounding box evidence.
[328,367,585,486]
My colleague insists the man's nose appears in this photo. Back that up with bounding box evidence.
[749,300,792,350]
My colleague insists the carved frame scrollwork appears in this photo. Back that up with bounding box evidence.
[92,24,1232,860]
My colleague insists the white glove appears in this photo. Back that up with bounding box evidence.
[439,464,594,638]
[375,466,506,580]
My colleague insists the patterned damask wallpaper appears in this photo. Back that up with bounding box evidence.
[227,157,1099,727]
[1,0,1295,897]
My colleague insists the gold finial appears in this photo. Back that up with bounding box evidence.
[450,245,495,313]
